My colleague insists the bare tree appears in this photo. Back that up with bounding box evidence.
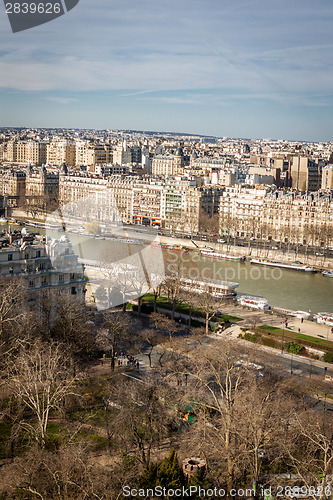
[97,310,133,371]
[137,313,171,368]
[52,293,97,365]
[0,277,26,357]
[162,260,184,321]
[193,287,226,335]
[184,345,245,491]
[108,376,177,467]
[0,443,119,500]
[6,340,78,448]
[286,410,333,500]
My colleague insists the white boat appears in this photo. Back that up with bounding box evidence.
[200,249,245,261]
[322,271,333,278]
[237,294,270,310]
[250,258,316,272]
[272,307,310,319]
[181,277,239,299]
[314,313,333,327]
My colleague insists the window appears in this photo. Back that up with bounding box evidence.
[36,250,41,258]
[59,274,64,283]
[8,254,12,261]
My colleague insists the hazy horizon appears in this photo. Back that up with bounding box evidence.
[1,0,333,142]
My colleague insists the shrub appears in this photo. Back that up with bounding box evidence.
[260,336,278,349]
[244,332,258,343]
[283,342,304,355]
[323,352,333,363]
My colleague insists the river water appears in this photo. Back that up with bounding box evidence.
[3,222,333,315]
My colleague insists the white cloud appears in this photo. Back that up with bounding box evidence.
[44,96,78,104]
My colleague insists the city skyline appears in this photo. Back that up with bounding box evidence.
[1,0,333,141]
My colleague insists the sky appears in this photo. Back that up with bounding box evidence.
[0,0,333,141]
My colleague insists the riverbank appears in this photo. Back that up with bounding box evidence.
[156,234,333,270]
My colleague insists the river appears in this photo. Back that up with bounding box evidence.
[2,222,333,315]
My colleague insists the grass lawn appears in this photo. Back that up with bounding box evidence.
[141,294,243,323]
[258,325,333,349]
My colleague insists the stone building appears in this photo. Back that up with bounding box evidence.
[151,148,184,177]
[0,230,85,296]
[219,186,333,247]
[291,156,321,192]
[0,169,26,208]
[47,141,76,167]
[321,165,333,191]
[2,141,47,165]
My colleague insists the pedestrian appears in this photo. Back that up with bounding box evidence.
[301,317,304,324]
[136,361,139,369]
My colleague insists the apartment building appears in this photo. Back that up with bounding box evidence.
[262,192,332,245]
[0,169,26,207]
[108,175,135,223]
[0,231,85,296]
[4,141,17,162]
[2,141,47,165]
[151,148,184,177]
[219,186,267,238]
[132,178,164,226]
[321,165,333,191]
[112,142,141,165]
[75,141,110,167]
[25,165,59,206]
[47,141,76,167]
[291,156,321,191]
[219,186,333,246]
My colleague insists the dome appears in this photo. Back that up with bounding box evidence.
[175,147,183,156]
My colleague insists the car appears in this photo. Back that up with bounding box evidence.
[271,246,278,250]
[316,252,324,256]
[218,239,226,243]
